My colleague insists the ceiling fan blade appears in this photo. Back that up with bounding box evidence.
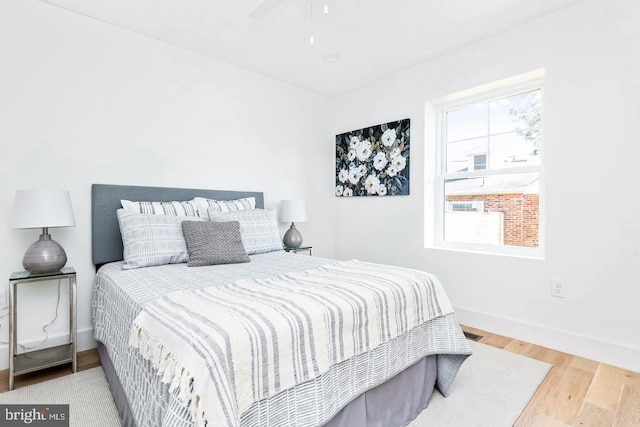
[248,0,286,20]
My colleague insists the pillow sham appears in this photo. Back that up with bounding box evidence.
[207,208,282,255]
[121,199,199,217]
[181,220,250,267]
[193,196,256,217]
[117,209,204,270]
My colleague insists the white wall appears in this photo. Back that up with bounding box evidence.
[330,0,640,372]
[0,0,333,369]
[2,0,639,375]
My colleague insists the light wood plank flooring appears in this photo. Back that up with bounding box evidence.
[0,332,638,426]
[462,325,640,427]
[0,348,100,393]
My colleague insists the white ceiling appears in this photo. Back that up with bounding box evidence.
[42,0,584,97]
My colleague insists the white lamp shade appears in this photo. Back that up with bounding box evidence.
[12,190,76,229]
[279,199,308,223]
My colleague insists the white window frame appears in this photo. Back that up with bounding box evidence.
[427,72,545,259]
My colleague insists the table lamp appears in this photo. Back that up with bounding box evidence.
[279,199,307,248]
[12,190,76,274]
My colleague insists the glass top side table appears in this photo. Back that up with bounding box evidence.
[8,267,77,390]
[284,246,313,255]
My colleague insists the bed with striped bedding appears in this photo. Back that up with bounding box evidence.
[128,259,462,427]
[93,251,471,427]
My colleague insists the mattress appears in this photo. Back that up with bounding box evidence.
[92,251,471,426]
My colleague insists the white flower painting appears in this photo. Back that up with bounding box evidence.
[335,119,410,196]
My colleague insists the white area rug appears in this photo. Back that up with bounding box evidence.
[0,340,550,427]
[411,340,551,427]
[0,367,119,427]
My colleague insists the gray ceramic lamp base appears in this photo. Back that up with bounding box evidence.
[22,233,68,274]
[283,223,303,248]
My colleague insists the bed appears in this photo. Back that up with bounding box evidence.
[90,183,471,427]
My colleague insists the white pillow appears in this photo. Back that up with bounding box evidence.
[120,199,199,217]
[117,209,204,269]
[208,208,282,255]
[193,197,256,218]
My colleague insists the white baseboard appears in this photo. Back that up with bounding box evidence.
[0,327,97,371]
[455,305,640,374]
[77,327,98,352]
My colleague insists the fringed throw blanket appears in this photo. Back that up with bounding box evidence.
[129,260,455,427]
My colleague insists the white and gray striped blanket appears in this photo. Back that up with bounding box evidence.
[129,260,454,427]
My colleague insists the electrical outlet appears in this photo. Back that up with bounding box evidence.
[551,279,566,298]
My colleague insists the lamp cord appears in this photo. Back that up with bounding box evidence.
[15,279,62,351]
[0,303,7,344]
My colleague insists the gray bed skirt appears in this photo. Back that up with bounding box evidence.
[98,343,137,427]
[98,342,438,427]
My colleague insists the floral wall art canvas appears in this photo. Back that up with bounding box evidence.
[335,118,410,197]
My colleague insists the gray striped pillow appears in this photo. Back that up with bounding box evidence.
[208,208,283,255]
[193,197,256,217]
[121,199,199,217]
[182,221,250,266]
[117,209,204,269]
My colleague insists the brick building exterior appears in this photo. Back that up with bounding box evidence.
[446,193,539,247]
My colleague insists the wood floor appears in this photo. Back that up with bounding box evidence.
[0,330,638,426]
[0,348,100,393]
[462,325,640,427]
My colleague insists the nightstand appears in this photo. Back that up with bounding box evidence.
[284,246,313,255]
[8,267,77,390]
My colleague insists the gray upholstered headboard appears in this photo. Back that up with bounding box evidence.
[91,184,265,266]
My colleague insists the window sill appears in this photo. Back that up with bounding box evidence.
[428,243,545,260]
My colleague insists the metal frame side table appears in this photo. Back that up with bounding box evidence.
[8,267,77,390]
[284,246,313,255]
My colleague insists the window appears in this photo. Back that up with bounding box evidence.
[447,201,484,212]
[473,154,487,171]
[432,77,544,257]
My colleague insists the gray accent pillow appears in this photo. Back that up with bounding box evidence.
[182,221,251,267]
[208,208,283,255]
[117,209,204,270]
